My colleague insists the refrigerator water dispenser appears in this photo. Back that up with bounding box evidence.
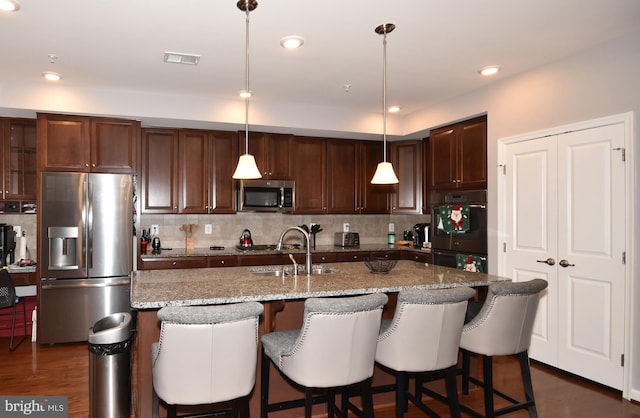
[48,226,79,270]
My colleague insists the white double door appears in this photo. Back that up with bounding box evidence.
[502,122,626,389]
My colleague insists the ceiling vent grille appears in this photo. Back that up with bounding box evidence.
[163,52,200,65]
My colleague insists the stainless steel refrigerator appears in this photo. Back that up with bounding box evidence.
[39,172,133,344]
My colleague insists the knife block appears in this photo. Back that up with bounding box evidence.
[185,237,195,251]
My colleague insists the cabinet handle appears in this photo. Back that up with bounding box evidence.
[172,262,177,266]
[221,260,225,264]
[92,164,96,168]
[85,163,89,167]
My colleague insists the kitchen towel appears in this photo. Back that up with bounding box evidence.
[438,204,470,233]
[16,236,27,261]
[456,254,484,273]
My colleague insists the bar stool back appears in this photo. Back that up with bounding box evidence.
[375,286,476,418]
[260,293,388,418]
[152,302,264,418]
[459,279,548,418]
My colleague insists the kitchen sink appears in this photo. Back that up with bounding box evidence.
[247,265,341,276]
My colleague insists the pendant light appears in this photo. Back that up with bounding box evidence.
[371,23,399,185]
[232,0,262,179]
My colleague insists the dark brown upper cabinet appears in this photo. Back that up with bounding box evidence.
[244,131,293,180]
[293,136,327,214]
[37,113,139,174]
[389,140,422,214]
[142,128,237,214]
[1,118,36,202]
[429,115,487,191]
[141,128,179,214]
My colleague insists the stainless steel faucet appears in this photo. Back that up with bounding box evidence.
[277,226,312,275]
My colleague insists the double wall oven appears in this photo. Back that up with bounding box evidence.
[431,190,488,271]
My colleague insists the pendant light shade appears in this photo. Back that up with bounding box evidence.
[233,0,262,179]
[371,161,399,184]
[371,23,399,185]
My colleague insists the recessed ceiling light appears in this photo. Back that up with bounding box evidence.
[42,72,62,81]
[478,65,501,76]
[163,52,200,65]
[280,36,304,49]
[0,0,20,12]
[388,105,401,113]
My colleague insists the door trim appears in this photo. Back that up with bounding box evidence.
[496,112,635,399]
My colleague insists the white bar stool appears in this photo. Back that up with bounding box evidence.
[152,302,264,418]
[374,286,476,418]
[459,279,548,418]
[260,293,388,418]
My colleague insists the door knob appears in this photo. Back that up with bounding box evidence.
[559,259,575,268]
[536,258,556,266]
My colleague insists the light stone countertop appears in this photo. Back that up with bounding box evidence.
[131,260,505,309]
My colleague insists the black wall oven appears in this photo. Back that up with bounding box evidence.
[431,190,488,271]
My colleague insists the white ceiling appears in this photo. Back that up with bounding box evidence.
[2,0,640,136]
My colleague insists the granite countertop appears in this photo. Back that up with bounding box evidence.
[140,244,430,259]
[131,260,502,309]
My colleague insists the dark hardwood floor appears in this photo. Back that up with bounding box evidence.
[1,338,640,417]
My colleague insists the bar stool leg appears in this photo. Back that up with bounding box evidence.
[397,371,409,418]
[483,355,495,418]
[304,388,313,418]
[519,351,538,418]
[461,350,471,395]
[444,366,461,418]
[260,350,270,418]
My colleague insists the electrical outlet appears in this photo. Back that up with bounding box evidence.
[151,225,159,236]
[343,223,350,232]
[205,224,212,234]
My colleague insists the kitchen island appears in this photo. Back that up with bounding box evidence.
[131,260,506,418]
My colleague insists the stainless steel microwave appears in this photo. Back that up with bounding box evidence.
[238,179,295,213]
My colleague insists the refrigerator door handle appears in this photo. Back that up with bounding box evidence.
[41,277,130,290]
[86,178,93,270]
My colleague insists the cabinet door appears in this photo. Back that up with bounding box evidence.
[422,138,430,212]
[178,130,210,213]
[327,140,358,214]
[390,140,422,214]
[210,131,238,214]
[2,118,36,200]
[429,126,457,190]
[359,141,390,214]
[37,113,90,171]
[247,132,292,179]
[265,133,293,179]
[141,129,178,213]
[458,117,487,189]
[293,136,327,213]
[91,118,139,173]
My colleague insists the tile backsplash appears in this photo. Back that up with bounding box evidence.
[139,213,430,249]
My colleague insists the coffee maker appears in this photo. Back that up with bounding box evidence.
[0,223,16,267]
[413,223,430,248]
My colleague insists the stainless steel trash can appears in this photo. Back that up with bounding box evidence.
[88,312,133,418]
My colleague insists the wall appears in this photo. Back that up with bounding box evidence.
[404,26,640,399]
